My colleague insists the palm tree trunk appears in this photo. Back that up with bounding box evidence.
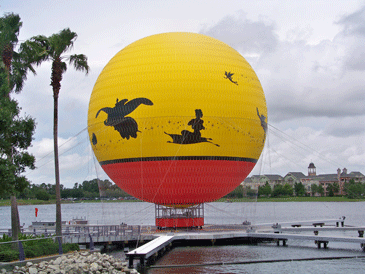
[10,196,20,241]
[54,92,62,239]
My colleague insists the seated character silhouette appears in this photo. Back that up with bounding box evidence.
[165,109,219,146]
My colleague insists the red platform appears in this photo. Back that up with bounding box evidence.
[156,217,204,228]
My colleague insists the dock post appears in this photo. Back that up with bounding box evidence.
[18,241,25,262]
[139,256,145,268]
[361,243,365,252]
[358,230,364,238]
[315,241,328,249]
[283,240,287,246]
[128,256,134,268]
[57,237,63,255]
[89,234,94,251]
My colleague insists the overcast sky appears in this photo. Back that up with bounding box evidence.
[3,0,365,188]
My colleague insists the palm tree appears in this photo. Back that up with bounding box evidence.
[23,28,89,237]
[0,13,21,82]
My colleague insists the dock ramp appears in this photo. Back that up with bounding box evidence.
[127,235,174,268]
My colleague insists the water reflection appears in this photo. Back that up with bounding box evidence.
[147,245,365,274]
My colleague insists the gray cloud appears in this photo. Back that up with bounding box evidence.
[324,116,365,137]
[199,7,365,138]
[200,11,278,55]
[336,6,365,37]
[335,7,365,71]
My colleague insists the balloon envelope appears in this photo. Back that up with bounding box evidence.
[88,32,267,206]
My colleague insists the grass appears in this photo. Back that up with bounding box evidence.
[1,196,364,206]
[219,196,365,202]
[0,198,141,206]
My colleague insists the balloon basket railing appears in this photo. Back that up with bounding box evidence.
[155,204,204,229]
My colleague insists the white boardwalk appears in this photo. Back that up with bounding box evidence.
[127,236,174,267]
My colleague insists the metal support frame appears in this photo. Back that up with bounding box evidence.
[155,203,204,228]
[155,204,204,219]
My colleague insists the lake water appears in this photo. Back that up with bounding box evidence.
[1,201,365,273]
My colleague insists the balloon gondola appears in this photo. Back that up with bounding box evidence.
[88,32,267,228]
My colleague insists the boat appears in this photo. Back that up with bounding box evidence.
[28,217,88,231]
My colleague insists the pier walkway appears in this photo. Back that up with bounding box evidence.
[3,216,365,269]
[125,221,365,268]
[273,226,365,236]
[126,236,174,268]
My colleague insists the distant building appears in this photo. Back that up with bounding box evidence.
[308,162,316,176]
[242,163,364,196]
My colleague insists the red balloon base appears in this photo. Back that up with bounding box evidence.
[102,159,256,205]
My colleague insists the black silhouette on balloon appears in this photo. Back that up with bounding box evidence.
[256,107,267,141]
[224,71,238,85]
[96,97,153,140]
[92,133,97,145]
[165,109,219,147]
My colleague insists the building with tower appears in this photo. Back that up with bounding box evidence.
[243,163,364,196]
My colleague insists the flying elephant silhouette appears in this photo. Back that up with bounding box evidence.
[96,97,153,140]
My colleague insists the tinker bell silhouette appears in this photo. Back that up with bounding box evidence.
[165,109,219,147]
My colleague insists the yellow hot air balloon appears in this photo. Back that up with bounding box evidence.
[88,32,267,227]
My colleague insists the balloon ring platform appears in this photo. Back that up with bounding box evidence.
[155,204,204,229]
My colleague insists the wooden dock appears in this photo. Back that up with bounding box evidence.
[125,217,365,269]
[126,229,365,268]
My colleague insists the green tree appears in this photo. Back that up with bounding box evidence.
[317,184,324,197]
[294,182,306,196]
[244,186,257,197]
[282,183,294,196]
[327,184,334,197]
[22,29,89,237]
[310,184,318,196]
[35,189,50,200]
[224,185,244,199]
[0,13,36,242]
[327,182,340,197]
[81,179,99,194]
[258,182,272,197]
[272,184,283,197]
[344,179,364,199]
[0,70,35,238]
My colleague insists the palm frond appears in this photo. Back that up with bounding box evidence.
[10,53,34,93]
[0,13,22,49]
[20,36,51,65]
[60,61,67,74]
[68,54,89,74]
[50,28,77,57]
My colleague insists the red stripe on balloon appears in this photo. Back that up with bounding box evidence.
[102,160,255,206]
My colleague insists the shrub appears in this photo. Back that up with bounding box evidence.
[0,235,79,262]
[62,243,80,253]
[0,249,19,262]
